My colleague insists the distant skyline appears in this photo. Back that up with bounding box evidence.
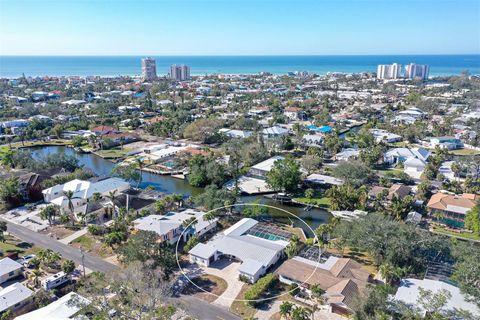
[0,0,479,56]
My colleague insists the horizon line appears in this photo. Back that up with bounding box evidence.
[1,53,480,57]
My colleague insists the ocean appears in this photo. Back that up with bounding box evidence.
[0,55,479,78]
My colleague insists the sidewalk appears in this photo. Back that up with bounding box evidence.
[59,227,88,244]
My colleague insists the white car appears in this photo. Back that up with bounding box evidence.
[17,254,37,267]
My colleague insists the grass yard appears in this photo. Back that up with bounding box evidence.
[327,246,378,274]
[0,235,42,258]
[71,235,114,258]
[94,148,129,159]
[448,148,480,156]
[230,283,257,319]
[182,274,228,303]
[431,226,480,241]
[293,197,331,209]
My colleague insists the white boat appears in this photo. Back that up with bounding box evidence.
[331,209,368,220]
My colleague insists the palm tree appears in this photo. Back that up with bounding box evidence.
[134,157,143,188]
[29,269,43,288]
[40,205,57,226]
[279,301,293,319]
[106,190,118,218]
[63,190,78,226]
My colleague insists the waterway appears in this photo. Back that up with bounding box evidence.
[29,145,331,236]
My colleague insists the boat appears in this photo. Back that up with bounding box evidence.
[331,209,368,220]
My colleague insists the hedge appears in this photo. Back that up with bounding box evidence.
[243,273,276,305]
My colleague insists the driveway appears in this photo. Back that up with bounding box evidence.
[202,259,244,308]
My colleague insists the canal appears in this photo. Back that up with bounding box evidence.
[30,145,331,236]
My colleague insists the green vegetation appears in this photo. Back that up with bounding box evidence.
[243,273,277,306]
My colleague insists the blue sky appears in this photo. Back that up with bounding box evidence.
[0,0,479,55]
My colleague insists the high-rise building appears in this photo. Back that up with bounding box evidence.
[170,64,190,81]
[377,63,402,79]
[141,57,157,81]
[405,63,430,80]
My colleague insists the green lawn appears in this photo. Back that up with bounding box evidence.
[293,197,331,209]
[71,235,114,258]
[448,149,480,156]
[431,226,480,241]
[94,148,128,159]
[0,235,42,257]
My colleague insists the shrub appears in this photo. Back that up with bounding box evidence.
[243,273,276,305]
[239,274,250,283]
[288,283,300,296]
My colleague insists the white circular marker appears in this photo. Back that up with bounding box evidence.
[175,203,322,303]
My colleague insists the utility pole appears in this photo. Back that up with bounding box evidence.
[80,247,86,278]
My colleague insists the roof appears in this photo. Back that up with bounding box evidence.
[134,209,215,237]
[223,218,258,236]
[262,126,289,136]
[385,147,430,162]
[0,282,33,313]
[276,256,369,308]
[250,156,284,173]
[0,257,22,276]
[305,174,344,186]
[427,193,478,213]
[190,218,288,275]
[15,292,90,320]
[394,278,480,317]
[388,184,412,200]
[189,243,218,259]
[238,258,265,275]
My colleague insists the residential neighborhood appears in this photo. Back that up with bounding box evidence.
[0,59,479,320]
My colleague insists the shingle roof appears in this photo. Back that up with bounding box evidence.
[427,193,478,213]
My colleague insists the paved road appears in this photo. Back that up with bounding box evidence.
[2,219,117,273]
[2,218,241,320]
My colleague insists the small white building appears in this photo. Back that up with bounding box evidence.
[15,292,89,320]
[369,129,402,143]
[133,209,217,244]
[0,258,23,285]
[262,126,289,139]
[218,128,253,139]
[249,156,284,178]
[0,283,33,314]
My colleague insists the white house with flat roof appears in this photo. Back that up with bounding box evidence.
[0,283,33,314]
[189,218,289,283]
[394,278,479,317]
[15,292,89,320]
[133,209,217,244]
[0,258,23,285]
[249,155,284,178]
[42,177,130,213]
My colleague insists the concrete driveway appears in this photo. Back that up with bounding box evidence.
[202,258,244,308]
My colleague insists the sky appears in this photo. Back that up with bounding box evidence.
[0,0,479,56]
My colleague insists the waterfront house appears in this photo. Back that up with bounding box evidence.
[369,129,402,143]
[133,209,217,244]
[248,156,284,178]
[0,283,33,315]
[427,136,463,150]
[42,177,130,214]
[427,193,479,228]
[0,258,23,285]
[189,218,289,283]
